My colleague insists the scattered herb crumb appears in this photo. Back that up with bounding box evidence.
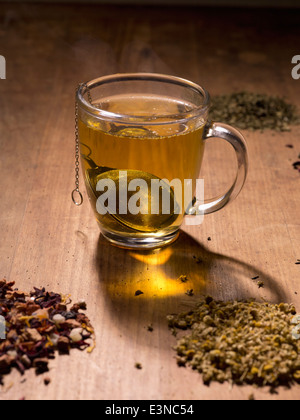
[135,363,142,370]
[207,237,212,241]
[44,377,51,386]
[252,276,260,280]
[135,290,144,297]
[292,161,300,173]
[185,289,194,297]
[193,256,202,264]
[147,324,154,332]
[257,281,265,289]
[179,275,188,283]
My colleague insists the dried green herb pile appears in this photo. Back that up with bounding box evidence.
[167,296,300,388]
[210,92,300,132]
[0,279,95,385]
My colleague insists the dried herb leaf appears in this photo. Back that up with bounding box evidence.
[210,92,300,132]
[168,296,300,389]
[0,279,95,385]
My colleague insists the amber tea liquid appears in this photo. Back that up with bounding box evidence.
[79,94,205,239]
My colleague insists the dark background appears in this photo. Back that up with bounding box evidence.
[1,0,300,7]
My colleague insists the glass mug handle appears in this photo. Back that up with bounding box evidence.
[188,121,248,216]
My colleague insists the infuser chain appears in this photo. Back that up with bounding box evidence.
[72,83,93,207]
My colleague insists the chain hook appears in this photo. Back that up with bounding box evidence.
[72,189,83,206]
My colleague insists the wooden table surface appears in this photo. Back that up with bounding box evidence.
[0,3,299,401]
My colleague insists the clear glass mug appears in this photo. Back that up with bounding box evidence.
[75,73,248,249]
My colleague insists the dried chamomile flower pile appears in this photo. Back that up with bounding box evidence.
[210,92,300,132]
[0,279,95,385]
[167,296,300,388]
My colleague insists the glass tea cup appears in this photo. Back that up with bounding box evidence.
[74,73,248,249]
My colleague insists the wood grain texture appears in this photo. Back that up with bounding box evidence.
[0,3,299,400]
